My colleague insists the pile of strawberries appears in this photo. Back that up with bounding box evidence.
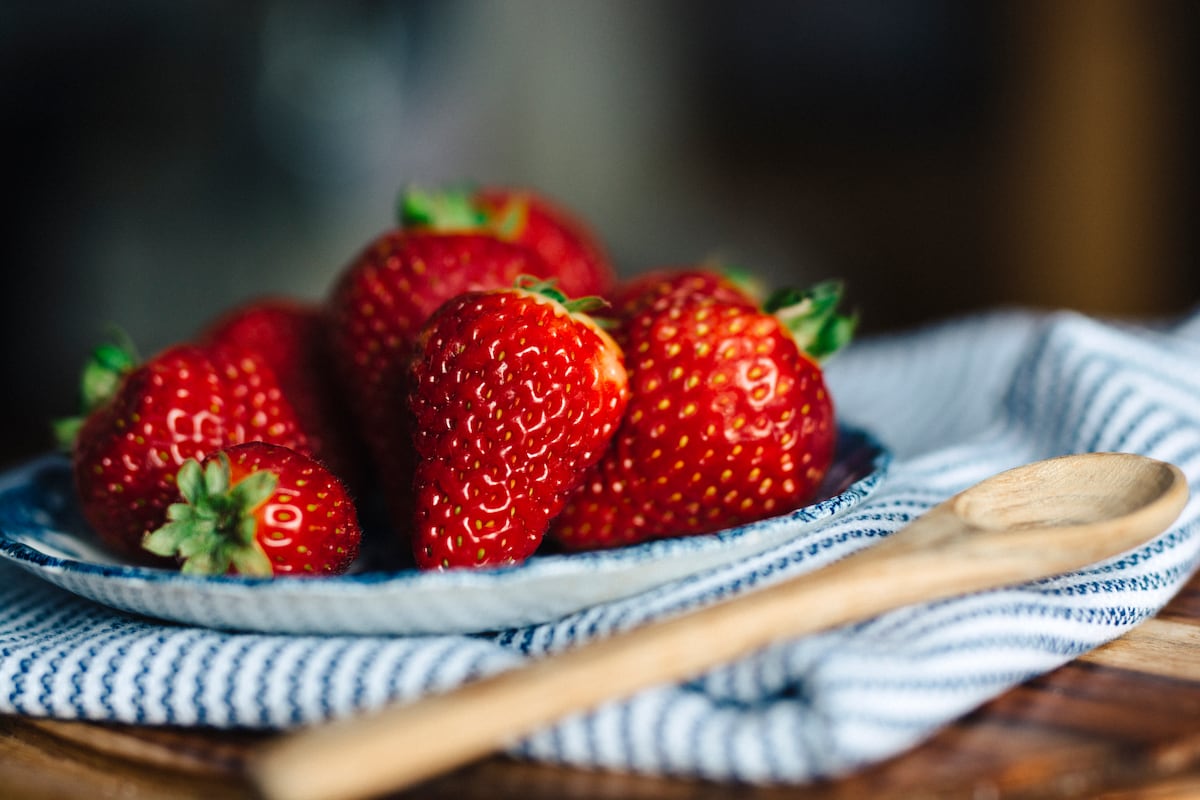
[59,186,854,576]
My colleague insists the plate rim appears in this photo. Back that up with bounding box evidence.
[0,424,891,596]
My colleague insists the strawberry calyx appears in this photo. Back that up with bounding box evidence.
[142,454,276,576]
[399,186,486,230]
[513,275,609,317]
[764,280,857,362]
[53,330,140,450]
[399,186,527,239]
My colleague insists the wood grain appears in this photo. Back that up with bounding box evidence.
[1,566,1199,799]
[1079,618,1200,681]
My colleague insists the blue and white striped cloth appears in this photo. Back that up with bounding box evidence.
[2,307,1199,783]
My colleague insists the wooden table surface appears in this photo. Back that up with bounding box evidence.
[1,572,1198,800]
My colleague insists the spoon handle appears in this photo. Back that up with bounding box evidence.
[252,508,976,800]
[252,453,1188,800]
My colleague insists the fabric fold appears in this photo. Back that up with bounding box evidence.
[1,307,1198,783]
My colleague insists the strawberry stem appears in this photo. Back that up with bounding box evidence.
[143,454,277,576]
[765,281,857,362]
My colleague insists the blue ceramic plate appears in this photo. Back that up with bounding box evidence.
[0,426,889,635]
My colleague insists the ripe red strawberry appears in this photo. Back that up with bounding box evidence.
[67,341,311,561]
[550,281,854,551]
[143,442,360,576]
[606,267,762,324]
[199,297,365,488]
[327,231,556,534]
[400,185,616,298]
[408,279,628,569]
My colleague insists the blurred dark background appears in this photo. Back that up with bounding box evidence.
[2,0,1197,462]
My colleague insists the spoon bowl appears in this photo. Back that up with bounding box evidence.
[952,451,1182,531]
[254,452,1189,800]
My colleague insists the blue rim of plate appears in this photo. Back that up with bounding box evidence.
[0,424,890,632]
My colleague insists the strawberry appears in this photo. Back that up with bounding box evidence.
[606,267,762,328]
[143,442,360,576]
[199,297,365,488]
[550,281,854,551]
[399,185,616,298]
[327,230,555,534]
[66,340,311,561]
[408,279,628,569]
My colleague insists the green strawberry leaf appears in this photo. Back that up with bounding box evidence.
[176,459,206,506]
[398,186,486,230]
[142,519,192,558]
[228,470,278,518]
[180,551,224,577]
[765,280,857,362]
[53,328,140,451]
[228,545,273,577]
[142,453,278,577]
[82,337,138,410]
[514,275,609,316]
[203,456,231,499]
[51,418,84,453]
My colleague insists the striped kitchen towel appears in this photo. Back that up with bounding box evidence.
[0,306,1198,783]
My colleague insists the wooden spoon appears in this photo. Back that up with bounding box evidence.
[252,452,1189,800]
